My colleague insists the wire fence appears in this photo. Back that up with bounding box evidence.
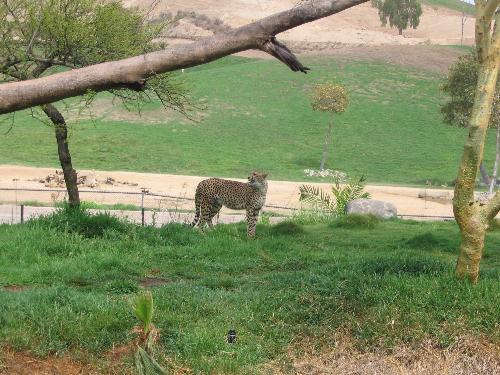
[0,187,297,226]
[0,187,458,226]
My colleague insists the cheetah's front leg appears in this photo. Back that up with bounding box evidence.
[246,208,260,238]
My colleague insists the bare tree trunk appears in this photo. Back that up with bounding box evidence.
[41,104,80,207]
[455,214,487,282]
[320,120,333,170]
[489,126,500,193]
[479,161,491,185]
[453,3,500,283]
[398,27,403,35]
[0,0,369,115]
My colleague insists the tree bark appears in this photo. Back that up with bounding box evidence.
[489,126,500,193]
[455,212,487,283]
[0,0,368,115]
[453,3,499,282]
[41,104,80,207]
[398,27,403,35]
[320,120,333,170]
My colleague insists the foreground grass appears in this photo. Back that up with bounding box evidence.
[2,52,499,186]
[0,209,498,373]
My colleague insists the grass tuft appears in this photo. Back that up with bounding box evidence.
[331,214,380,229]
[270,221,305,236]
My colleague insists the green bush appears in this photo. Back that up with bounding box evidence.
[30,205,129,238]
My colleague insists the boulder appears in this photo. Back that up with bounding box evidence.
[346,199,397,219]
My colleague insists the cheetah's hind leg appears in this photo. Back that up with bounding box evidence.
[207,200,222,230]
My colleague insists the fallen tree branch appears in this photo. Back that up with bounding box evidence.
[0,0,368,114]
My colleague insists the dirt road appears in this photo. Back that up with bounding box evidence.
[0,165,464,219]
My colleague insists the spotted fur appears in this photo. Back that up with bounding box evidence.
[191,172,268,238]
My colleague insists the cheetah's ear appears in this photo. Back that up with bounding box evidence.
[262,173,268,179]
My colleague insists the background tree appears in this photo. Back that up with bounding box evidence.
[453,0,499,283]
[0,0,188,206]
[441,51,500,192]
[372,0,423,35]
[310,82,348,171]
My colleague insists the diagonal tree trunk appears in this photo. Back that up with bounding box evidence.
[0,0,369,115]
[41,104,80,207]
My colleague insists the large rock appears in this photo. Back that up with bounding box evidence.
[346,199,397,219]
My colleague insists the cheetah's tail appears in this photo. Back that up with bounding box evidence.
[191,200,200,227]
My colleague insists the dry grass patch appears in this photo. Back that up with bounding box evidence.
[268,335,500,375]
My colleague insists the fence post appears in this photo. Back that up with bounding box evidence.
[141,191,145,226]
[20,204,24,224]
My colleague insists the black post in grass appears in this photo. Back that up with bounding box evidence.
[20,204,24,224]
[141,190,145,226]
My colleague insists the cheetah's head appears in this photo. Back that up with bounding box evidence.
[248,171,268,189]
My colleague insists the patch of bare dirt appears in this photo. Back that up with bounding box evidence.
[2,285,28,292]
[32,170,139,189]
[0,351,104,375]
[267,336,500,375]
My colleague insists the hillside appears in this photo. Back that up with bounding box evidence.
[4,51,499,187]
[124,0,476,47]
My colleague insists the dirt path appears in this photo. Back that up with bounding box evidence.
[0,165,463,218]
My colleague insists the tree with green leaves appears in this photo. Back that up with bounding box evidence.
[0,0,188,206]
[310,82,348,171]
[372,0,423,35]
[441,51,500,193]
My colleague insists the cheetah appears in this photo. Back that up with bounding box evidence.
[191,171,268,238]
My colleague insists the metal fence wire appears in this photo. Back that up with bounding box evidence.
[0,187,298,226]
[0,187,457,226]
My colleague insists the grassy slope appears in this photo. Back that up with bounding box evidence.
[423,0,474,14]
[2,54,497,185]
[0,212,499,373]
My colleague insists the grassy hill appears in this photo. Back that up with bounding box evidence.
[2,51,496,186]
[424,0,474,14]
[0,211,498,373]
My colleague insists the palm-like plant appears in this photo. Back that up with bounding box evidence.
[132,292,167,375]
[299,176,370,216]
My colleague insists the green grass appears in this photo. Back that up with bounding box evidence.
[2,53,498,186]
[423,0,475,14]
[0,209,498,373]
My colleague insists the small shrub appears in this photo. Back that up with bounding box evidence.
[30,205,129,238]
[291,209,334,225]
[270,221,305,236]
[299,176,370,217]
[331,214,380,229]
